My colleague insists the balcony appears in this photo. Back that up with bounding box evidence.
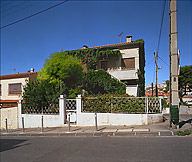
[107,67,138,81]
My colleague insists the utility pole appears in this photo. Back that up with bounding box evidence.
[154,52,158,97]
[169,0,179,127]
[151,82,154,97]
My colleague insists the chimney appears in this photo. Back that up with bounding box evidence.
[126,35,132,43]
[83,45,88,49]
[31,68,34,72]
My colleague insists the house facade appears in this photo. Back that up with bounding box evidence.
[82,36,145,96]
[0,69,38,108]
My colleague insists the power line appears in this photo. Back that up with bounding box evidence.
[0,0,69,29]
[157,0,166,53]
[158,56,169,67]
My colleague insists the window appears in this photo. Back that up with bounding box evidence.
[8,83,22,95]
[100,60,108,70]
[0,84,1,96]
[121,58,135,69]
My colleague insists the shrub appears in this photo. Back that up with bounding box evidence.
[83,69,126,95]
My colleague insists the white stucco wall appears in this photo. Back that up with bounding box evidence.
[0,107,18,129]
[126,85,138,96]
[20,114,64,128]
[1,77,29,100]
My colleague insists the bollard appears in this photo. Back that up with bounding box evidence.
[5,119,8,133]
[95,112,98,131]
[41,116,44,132]
[68,114,70,132]
[22,117,25,132]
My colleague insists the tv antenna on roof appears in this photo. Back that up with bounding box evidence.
[118,32,123,43]
[9,68,16,73]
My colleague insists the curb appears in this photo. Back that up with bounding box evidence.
[1,131,181,137]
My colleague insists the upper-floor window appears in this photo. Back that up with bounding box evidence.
[100,60,108,70]
[121,57,135,70]
[8,83,22,95]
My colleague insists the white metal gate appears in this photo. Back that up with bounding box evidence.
[66,99,77,123]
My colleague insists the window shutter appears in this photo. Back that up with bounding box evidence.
[9,83,22,95]
[122,58,135,69]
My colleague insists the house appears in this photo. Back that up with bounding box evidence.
[0,68,38,108]
[81,36,145,96]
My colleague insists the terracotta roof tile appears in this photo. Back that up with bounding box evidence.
[0,72,38,80]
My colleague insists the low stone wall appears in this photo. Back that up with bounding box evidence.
[0,107,18,129]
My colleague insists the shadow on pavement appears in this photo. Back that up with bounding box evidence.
[0,139,29,153]
[179,118,192,128]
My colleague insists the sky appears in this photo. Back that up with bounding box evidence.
[1,0,192,87]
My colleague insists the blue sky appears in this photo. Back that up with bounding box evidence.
[1,0,192,86]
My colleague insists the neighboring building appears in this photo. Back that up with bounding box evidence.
[0,69,38,108]
[145,83,167,93]
[182,95,192,106]
[81,36,145,96]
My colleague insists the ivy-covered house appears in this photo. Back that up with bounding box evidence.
[67,35,145,96]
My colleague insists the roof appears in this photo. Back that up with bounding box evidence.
[85,41,140,49]
[145,91,169,97]
[0,72,38,80]
[183,95,192,98]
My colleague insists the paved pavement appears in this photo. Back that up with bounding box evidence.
[1,114,192,137]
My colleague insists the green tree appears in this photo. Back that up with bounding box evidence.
[164,80,169,93]
[179,65,192,102]
[164,65,192,103]
[22,80,65,113]
[83,69,126,95]
[38,51,83,90]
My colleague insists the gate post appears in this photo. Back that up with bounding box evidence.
[59,95,66,125]
[76,95,82,125]
[18,100,22,128]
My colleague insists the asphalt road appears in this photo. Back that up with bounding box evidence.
[1,136,192,162]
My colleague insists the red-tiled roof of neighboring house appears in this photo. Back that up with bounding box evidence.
[145,91,169,97]
[0,72,38,80]
[183,95,192,98]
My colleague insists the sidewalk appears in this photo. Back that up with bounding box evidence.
[1,114,192,137]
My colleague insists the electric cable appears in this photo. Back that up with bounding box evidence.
[0,0,68,29]
[157,0,166,53]
[158,56,169,67]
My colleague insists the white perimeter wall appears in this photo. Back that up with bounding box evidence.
[76,96,163,126]
[18,96,66,128]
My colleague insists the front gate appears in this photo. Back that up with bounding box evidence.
[66,99,77,123]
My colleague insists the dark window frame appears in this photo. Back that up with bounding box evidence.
[100,60,108,70]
